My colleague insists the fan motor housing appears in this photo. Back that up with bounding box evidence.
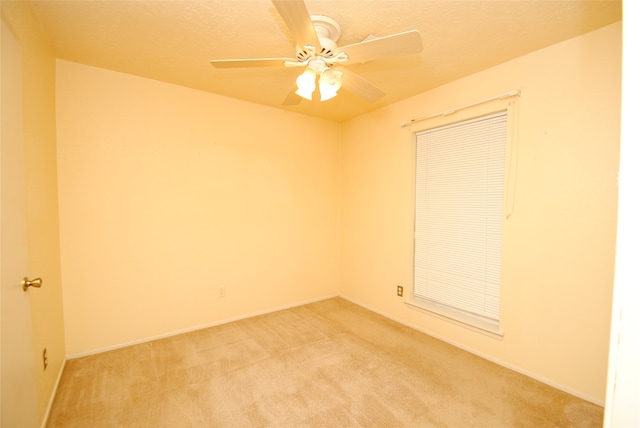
[296,15,341,61]
[296,38,338,60]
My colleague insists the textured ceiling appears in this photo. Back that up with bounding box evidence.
[30,0,622,122]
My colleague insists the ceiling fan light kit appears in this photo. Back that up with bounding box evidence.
[294,56,344,101]
[210,0,423,104]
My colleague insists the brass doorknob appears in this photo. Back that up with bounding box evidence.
[22,277,42,291]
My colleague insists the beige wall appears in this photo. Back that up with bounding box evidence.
[1,1,66,424]
[56,61,341,356]
[340,22,621,404]
[55,20,620,406]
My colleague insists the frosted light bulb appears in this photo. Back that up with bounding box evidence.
[319,69,342,101]
[295,68,316,100]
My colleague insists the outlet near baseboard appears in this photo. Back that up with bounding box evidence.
[397,285,404,297]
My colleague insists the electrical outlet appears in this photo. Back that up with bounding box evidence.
[42,348,48,370]
[217,286,226,298]
[397,285,404,297]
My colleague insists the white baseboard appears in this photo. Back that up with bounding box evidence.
[66,294,339,360]
[338,294,605,407]
[41,357,66,428]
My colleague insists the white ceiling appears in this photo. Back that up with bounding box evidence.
[30,0,622,122]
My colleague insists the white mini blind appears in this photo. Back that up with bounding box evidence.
[414,111,506,322]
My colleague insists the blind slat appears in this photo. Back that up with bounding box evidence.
[414,110,506,321]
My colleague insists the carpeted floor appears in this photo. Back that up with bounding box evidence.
[47,297,603,427]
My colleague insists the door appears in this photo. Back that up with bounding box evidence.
[1,18,39,428]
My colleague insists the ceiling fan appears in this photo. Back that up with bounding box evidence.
[210,0,423,105]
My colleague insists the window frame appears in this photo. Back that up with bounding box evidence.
[406,104,514,339]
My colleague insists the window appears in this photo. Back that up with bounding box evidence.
[412,110,507,334]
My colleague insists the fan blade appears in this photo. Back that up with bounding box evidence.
[210,58,294,69]
[340,69,385,103]
[282,85,302,106]
[272,0,320,49]
[339,30,423,64]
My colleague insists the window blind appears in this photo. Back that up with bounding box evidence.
[414,111,506,322]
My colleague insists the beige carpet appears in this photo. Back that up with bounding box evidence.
[47,297,603,427]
